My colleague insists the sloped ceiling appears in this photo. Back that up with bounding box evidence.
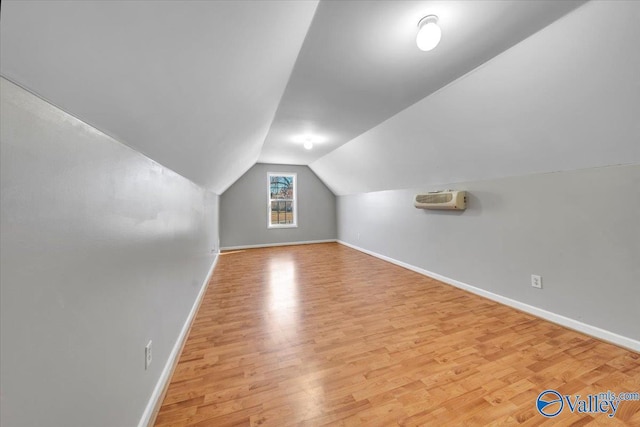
[4,1,621,196]
[310,0,640,195]
[259,0,585,165]
[0,0,318,194]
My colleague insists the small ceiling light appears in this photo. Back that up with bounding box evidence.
[416,15,441,51]
[303,137,313,150]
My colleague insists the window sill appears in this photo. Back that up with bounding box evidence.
[268,224,298,229]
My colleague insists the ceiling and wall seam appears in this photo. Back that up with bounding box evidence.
[0,74,211,196]
[0,0,319,195]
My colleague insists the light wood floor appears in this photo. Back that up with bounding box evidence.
[155,243,640,426]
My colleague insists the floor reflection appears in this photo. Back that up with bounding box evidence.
[266,255,300,345]
[268,255,298,310]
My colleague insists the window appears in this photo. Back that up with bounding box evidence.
[268,173,297,228]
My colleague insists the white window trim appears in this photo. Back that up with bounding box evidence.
[267,172,298,229]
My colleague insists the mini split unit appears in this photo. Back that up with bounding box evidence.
[414,190,467,210]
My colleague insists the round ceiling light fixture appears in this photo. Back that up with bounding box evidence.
[416,15,441,51]
[293,134,324,150]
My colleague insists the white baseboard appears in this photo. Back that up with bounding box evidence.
[221,239,336,251]
[138,252,220,427]
[337,240,640,353]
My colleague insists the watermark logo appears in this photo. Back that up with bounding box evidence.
[537,390,564,417]
[536,390,639,418]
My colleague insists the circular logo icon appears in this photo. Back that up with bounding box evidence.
[537,389,564,417]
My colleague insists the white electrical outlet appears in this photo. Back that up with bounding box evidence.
[145,340,152,370]
[531,274,542,289]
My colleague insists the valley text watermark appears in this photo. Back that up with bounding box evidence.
[536,390,640,418]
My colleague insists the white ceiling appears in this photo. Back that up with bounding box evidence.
[1,1,591,194]
[310,0,640,195]
[259,0,585,165]
[0,0,318,194]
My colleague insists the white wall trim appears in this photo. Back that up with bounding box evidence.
[221,239,336,251]
[138,253,220,427]
[338,240,640,353]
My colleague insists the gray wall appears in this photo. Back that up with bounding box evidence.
[0,78,219,427]
[310,0,640,347]
[220,163,336,248]
[337,164,640,341]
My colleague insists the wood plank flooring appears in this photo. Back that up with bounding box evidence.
[155,243,640,426]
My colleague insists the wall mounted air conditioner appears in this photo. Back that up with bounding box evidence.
[414,190,467,210]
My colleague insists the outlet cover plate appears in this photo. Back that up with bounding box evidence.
[531,274,542,289]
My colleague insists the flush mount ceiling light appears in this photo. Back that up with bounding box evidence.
[303,137,313,150]
[416,15,441,51]
[293,134,322,150]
